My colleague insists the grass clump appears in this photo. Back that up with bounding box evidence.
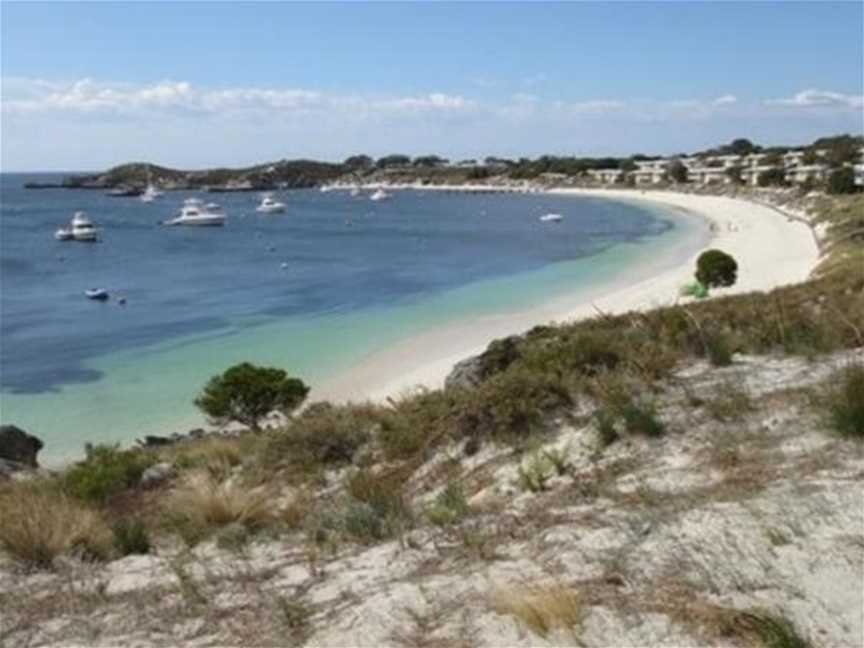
[112,517,152,556]
[733,610,812,648]
[323,467,415,544]
[822,364,864,438]
[517,452,554,493]
[620,400,666,437]
[426,481,469,526]
[63,443,154,504]
[0,483,113,567]
[164,471,275,545]
[491,583,582,639]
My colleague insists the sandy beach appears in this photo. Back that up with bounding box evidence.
[317,188,821,403]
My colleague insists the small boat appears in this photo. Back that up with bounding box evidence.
[539,213,563,223]
[55,227,74,241]
[163,198,226,226]
[56,212,99,241]
[255,194,287,214]
[370,188,391,202]
[84,288,110,301]
[107,186,142,197]
[350,187,361,197]
[319,185,333,193]
[140,184,163,203]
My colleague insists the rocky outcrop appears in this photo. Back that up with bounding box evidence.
[0,425,43,469]
[444,336,522,390]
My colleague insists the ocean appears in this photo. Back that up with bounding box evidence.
[0,174,705,463]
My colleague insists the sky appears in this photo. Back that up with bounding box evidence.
[1,1,863,171]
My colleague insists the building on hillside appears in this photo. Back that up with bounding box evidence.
[587,169,623,184]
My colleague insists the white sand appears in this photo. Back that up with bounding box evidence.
[315,189,820,403]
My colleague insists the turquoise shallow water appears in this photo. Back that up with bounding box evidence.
[0,176,706,463]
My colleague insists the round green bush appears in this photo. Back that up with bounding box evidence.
[695,249,738,288]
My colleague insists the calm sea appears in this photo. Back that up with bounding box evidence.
[0,173,699,462]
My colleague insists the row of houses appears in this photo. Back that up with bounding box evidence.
[587,148,864,186]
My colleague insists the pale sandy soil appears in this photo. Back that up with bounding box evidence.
[316,189,820,403]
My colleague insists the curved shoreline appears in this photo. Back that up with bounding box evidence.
[315,188,820,403]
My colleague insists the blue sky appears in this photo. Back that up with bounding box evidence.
[2,1,862,170]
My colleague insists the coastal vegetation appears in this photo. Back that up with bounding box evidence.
[695,249,738,288]
[194,362,309,431]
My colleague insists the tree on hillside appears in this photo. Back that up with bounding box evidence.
[619,159,638,173]
[413,155,449,168]
[827,167,858,195]
[195,363,309,431]
[696,249,738,288]
[728,138,759,156]
[667,160,689,183]
[376,155,411,169]
[344,155,374,171]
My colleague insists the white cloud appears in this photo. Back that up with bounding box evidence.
[1,78,472,117]
[713,94,738,105]
[765,88,863,108]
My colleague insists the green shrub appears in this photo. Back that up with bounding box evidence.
[112,518,152,556]
[620,401,665,437]
[263,402,375,469]
[341,468,414,543]
[824,365,864,438]
[735,610,811,648]
[427,482,469,526]
[195,362,309,431]
[595,409,620,447]
[517,452,554,493]
[457,366,572,446]
[705,331,734,366]
[63,444,154,504]
[696,249,738,288]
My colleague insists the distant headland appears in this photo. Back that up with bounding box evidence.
[23,134,864,193]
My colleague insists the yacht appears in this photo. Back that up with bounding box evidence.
[84,288,110,301]
[370,188,391,202]
[539,213,563,223]
[255,194,287,214]
[56,211,98,241]
[163,198,226,226]
[140,184,163,203]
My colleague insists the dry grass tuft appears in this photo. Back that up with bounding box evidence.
[0,482,113,566]
[165,471,276,544]
[490,583,582,639]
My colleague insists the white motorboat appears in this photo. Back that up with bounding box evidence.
[255,194,287,214]
[140,184,163,203]
[539,213,563,223]
[163,198,226,226]
[84,288,110,301]
[350,187,361,197]
[370,188,391,202]
[56,211,99,241]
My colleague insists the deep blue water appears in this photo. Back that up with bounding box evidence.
[1,173,670,398]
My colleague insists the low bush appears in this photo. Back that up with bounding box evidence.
[262,402,377,470]
[339,468,414,543]
[112,517,152,556]
[0,483,113,567]
[823,364,864,438]
[427,481,469,526]
[620,400,666,437]
[63,444,154,504]
[457,366,572,446]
